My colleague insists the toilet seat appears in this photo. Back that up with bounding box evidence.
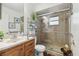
[35,44,46,52]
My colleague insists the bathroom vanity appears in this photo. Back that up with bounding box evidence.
[0,38,35,56]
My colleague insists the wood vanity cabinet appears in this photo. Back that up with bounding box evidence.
[0,39,35,56]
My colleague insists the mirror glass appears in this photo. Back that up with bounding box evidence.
[0,3,24,34]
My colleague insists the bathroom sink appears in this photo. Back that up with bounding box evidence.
[0,36,29,51]
[1,38,20,43]
[0,42,10,49]
[1,36,28,44]
[5,40,18,43]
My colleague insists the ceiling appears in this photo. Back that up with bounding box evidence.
[2,3,61,14]
[2,3,24,13]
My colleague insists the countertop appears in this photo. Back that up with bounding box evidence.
[0,36,35,51]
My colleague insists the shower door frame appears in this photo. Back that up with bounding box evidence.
[36,3,73,55]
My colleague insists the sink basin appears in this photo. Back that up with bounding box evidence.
[0,42,10,48]
[0,36,33,51]
[1,36,28,43]
[1,38,20,43]
[5,40,17,43]
[3,39,21,43]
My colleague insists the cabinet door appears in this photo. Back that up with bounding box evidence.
[24,39,35,56]
[24,44,35,56]
[1,44,24,56]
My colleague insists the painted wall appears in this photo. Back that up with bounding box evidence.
[24,3,35,34]
[0,5,23,33]
[71,3,79,56]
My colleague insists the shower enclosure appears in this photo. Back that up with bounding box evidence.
[36,3,72,55]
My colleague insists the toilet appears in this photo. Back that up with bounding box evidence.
[35,44,46,56]
[35,37,46,56]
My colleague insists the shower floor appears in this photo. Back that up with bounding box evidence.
[45,45,63,56]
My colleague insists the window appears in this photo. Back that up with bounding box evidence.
[49,16,59,25]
